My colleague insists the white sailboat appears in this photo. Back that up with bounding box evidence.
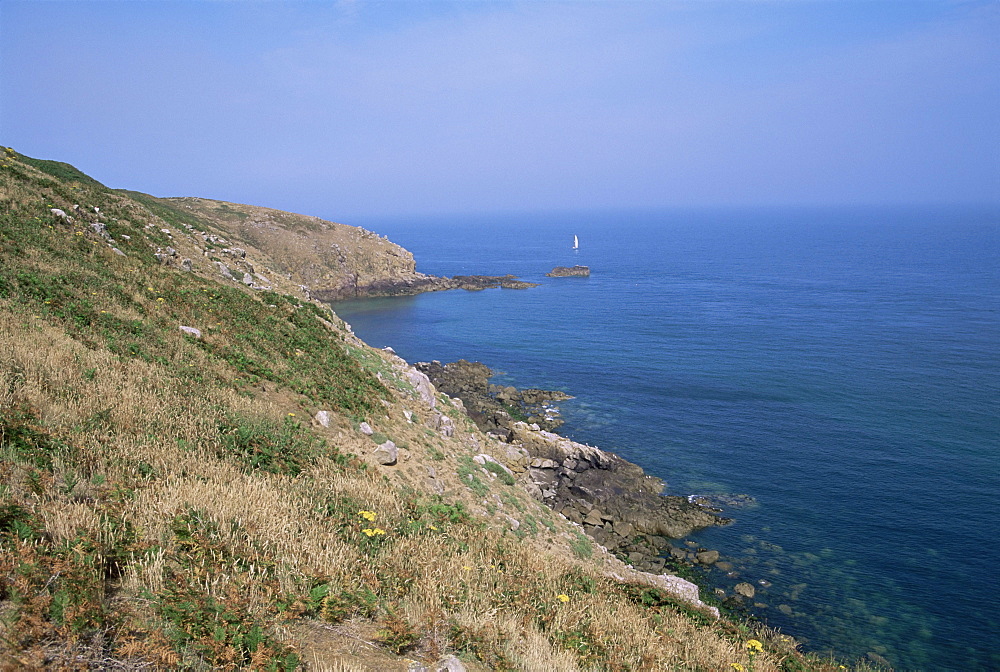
[572,235,579,250]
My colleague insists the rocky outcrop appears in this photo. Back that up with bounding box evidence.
[508,422,729,539]
[416,360,571,435]
[547,265,590,277]
[497,421,729,573]
[154,197,537,301]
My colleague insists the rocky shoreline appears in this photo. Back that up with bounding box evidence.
[417,359,743,578]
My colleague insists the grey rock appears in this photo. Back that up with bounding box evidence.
[407,368,437,408]
[181,258,193,271]
[435,656,467,672]
[373,440,397,466]
[358,422,374,435]
[613,521,635,539]
[111,247,126,256]
[734,582,756,599]
[178,325,202,339]
[50,208,69,220]
[215,261,234,280]
[242,272,254,285]
[695,550,720,565]
[436,412,455,437]
[314,410,332,428]
[530,457,559,469]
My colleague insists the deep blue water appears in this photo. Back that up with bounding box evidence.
[334,207,1000,671]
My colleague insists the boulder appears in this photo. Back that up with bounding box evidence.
[215,261,234,280]
[314,410,332,428]
[734,582,756,599]
[695,550,720,565]
[178,325,202,339]
[435,656,467,672]
[406,368,437,408]
[358,422,374,435]
[372,441,398,466]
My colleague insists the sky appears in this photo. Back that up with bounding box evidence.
[1,0,998,220]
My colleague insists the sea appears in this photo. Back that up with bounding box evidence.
[332,207,999,671]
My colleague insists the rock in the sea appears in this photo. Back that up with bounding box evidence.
[373,440,398,465]
[696,550,720,565]
[547,265,590,277]
[734,582,756,599]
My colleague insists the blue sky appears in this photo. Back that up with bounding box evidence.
[2,1,997,219]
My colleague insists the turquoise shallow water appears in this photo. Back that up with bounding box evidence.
[334,207,1000,671]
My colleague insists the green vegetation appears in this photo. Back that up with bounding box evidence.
[456,455,490,497]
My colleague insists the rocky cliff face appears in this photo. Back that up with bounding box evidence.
[162,197,425,299]
[157,197,538,300]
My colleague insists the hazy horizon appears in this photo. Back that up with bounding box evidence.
[2,1,997,220]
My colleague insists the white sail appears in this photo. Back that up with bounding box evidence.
[573,235,579,249]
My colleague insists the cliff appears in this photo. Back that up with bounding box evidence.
[122,194,536,300]
[0,149,850,671]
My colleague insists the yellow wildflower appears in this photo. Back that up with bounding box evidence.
[358,510,377,521]
[428,524,438,531]
[462,565,472,571]
[556,594,570,603]
[731,664,744,672]
[746,639,764,653]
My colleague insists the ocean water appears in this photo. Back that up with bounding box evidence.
[334,207,1000,671]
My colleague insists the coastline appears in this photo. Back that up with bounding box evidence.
[408,357,771,611]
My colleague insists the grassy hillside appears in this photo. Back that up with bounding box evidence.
[0,149,874,670]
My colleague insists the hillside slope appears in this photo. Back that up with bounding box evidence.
[0,149,865,670]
